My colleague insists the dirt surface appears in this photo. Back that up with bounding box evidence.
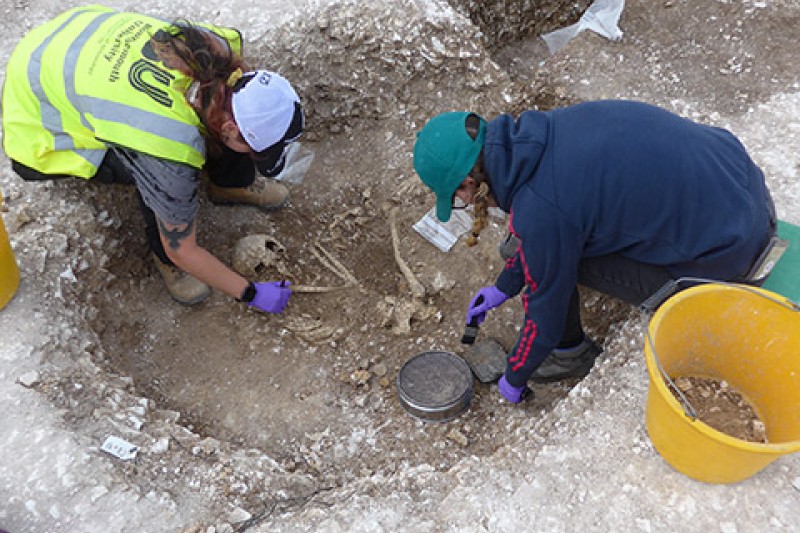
[83,0,798,485]
[63,115,631,486]
[672,376,767,443]
[498,0,800,116]
[2,0,800,531]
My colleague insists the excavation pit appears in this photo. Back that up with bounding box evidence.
[3,0,631,523]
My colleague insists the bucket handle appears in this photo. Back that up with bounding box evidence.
[640,276,800,314]
[642,321,698,420]
[640,277,799,421]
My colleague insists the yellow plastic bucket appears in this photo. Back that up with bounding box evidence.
[644,283,800,483]
[0,194,21,309]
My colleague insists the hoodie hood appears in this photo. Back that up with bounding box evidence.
[482,111,549,213]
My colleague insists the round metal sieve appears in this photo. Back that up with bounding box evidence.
[396,351,474,422]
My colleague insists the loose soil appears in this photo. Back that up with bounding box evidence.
[85,141,632,481]
[672,376,767,443]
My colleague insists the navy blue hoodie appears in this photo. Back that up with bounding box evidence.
[484,100,774,387]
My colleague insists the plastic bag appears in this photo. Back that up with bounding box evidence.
[541,0,625,55]
[273,142,315,184]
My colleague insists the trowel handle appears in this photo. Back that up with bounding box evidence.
[461,325,479,345]
[461,295,484,344]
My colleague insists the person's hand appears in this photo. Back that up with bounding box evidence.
[249,281,292,314]
[466,286,509,325]
[498,375,531,404]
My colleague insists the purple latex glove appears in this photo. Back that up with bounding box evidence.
[249,281,292,314]
[466,286,510,325]
[498,375,531,404]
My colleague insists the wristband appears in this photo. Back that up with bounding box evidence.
[238,282,257,303]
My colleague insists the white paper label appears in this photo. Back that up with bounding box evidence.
[100,436,139,461]
[412,207,473,252]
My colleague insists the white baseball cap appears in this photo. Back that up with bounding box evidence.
[231,70,300,152]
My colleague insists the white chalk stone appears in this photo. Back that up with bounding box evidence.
[17,370,40,388]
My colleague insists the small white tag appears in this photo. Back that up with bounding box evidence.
[100,436,139,461]
[413,207,473,252]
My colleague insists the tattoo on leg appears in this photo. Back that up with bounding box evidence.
[158,219,194,250]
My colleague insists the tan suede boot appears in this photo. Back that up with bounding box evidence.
[207,176,289,210]
[151,254,211,305]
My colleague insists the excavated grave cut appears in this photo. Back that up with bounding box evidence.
[38,0,630,515]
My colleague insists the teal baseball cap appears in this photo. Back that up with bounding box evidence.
[413,112,486,222]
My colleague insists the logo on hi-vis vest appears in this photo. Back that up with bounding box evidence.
[129,59,174,107]
[102,22,176,108]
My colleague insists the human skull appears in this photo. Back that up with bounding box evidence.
[232,234,287,278]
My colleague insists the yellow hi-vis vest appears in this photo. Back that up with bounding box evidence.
[1,4,242,178]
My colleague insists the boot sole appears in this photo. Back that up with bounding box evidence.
[529,359,596,383]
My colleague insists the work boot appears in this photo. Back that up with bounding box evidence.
[151,254,211,306]
[530,338,602,382]
[207,176,289,211]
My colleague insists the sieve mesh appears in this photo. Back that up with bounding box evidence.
[397,351,472,410]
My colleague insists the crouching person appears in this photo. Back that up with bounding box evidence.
[412,101,776,403]
[2,5,303,312]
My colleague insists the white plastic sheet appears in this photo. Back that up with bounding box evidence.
[542,0,626,54]
[273,142,315,184]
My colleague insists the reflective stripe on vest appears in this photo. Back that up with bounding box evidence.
[2,6,241,178]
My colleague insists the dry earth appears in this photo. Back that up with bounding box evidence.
[672,377,767,443]
[2,0,799,531]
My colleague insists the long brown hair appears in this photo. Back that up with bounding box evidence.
[466,154,491,247]
[153,22,248,146]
